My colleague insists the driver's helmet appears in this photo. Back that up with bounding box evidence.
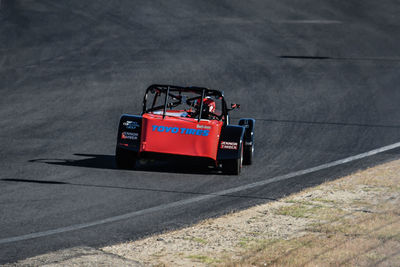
[196,97,216,113]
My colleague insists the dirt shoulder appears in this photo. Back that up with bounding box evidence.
[9,159,400,266]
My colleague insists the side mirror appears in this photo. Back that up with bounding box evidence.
[231,103,240,110]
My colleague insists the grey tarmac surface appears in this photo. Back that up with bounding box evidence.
[1,0,400,264]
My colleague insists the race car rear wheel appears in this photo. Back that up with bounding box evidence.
[222,142,243,175]
[115,147,137,169]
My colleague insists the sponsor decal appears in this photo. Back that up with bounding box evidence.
[220,141,238,150]
[121,132,139,140]
[196,124,212,130]
[123,121,140,130]
[151,125,209,136]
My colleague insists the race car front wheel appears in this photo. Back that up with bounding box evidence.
[115,147,137,169]
[243,140,254,165]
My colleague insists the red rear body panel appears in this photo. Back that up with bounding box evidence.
[140,113,223,160]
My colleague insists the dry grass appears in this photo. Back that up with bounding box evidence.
[226,231,400,267]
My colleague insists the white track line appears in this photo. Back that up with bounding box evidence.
[1,141,400,245]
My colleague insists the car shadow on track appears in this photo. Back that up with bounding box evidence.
[0,177,278,202]
[29,153,218,175]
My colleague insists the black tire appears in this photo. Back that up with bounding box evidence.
[243,142,254,165]
[115,147,137,169]
[222,143,243,175]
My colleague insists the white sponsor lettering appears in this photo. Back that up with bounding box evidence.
[123,121,140,129]
[122,132,138,140]
[220,141,238,150]
[196,124,212,130]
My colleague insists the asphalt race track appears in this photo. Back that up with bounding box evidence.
[1,0,400,263]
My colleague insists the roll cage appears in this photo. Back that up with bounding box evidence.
[142,84,231,124]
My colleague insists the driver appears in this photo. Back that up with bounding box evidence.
[194,97,216,119]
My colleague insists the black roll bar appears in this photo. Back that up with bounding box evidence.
[198,89,205,122]
[163,86,170,119]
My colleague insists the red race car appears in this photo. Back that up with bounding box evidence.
[115,84,255,174]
